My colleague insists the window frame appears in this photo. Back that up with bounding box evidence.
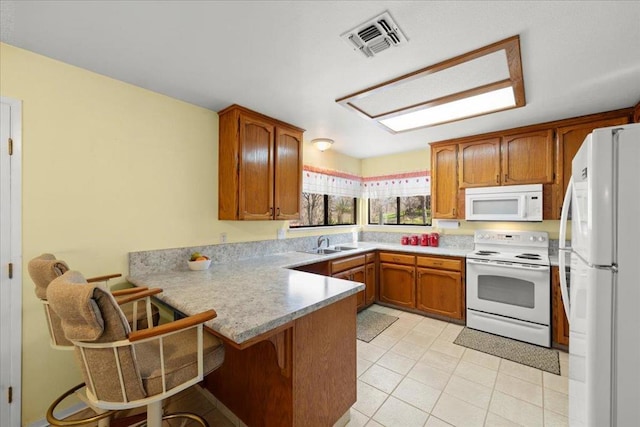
[290,193,358,228]
[367,195,432,226]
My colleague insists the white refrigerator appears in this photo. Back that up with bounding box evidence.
[559,123,640,426]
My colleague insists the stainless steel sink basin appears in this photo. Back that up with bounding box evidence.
[302,248,341,255]
[332,246,358,251]
[300,246,358,255]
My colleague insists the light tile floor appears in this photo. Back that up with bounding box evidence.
[349,304,569,427]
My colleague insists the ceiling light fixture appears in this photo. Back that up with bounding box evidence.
[336,35,525,133]
[311,138,334,152]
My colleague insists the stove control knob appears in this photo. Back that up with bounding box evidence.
[529,236,535,242]
[538,236,546,242]
[483,234,489,239]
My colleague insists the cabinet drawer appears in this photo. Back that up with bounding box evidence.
[366,252,376,263]
[379,253,415,266]
[416,256,462,271]
[331,255,366,274]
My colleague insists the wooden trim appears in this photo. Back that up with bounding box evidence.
[86,273,122,283]
[336,36,525,132]
[634,100,640,123]
[337,35,521,104]
[267,327,293,378]
[218,104,305,132]
[114,288,162,305]
[430,107,634,147]
[128,309,217,342]
[110,286,148,296]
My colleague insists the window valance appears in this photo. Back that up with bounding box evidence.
[302,166,362,198]
[302,166,430,199]
[362,171,431,199]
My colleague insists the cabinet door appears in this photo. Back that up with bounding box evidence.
[501,129,554,185]
[352,266,366,310]
[379,263,415,309]
[555,116,629,218]
[365,262,376,306]
[431,144,459,218]
[551,266,570,346]
[333,266,366,309]
[458,138,501,188]
[238,114,275,220]
[416,267,463,320]
[274,127,303,220]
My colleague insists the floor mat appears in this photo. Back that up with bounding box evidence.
[454,327,560,375]
[357,310,399,343]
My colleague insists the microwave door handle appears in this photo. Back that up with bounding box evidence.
[558,177,573,319]
[519,195,527,219]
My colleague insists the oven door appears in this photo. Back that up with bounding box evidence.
[466,259,550,325]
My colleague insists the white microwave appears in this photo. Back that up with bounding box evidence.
[465,184,543,221]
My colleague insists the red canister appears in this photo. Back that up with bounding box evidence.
[420,234,429,246]
[410,235,419,245]
[429,232,440,247]
[401,236,409,245]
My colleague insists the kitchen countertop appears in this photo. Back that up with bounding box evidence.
[128,252,365,345]
[127,241,469,345]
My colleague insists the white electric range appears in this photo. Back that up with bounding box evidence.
[466,230,551,347]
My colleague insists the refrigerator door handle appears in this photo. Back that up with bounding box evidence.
[558,177,573,320]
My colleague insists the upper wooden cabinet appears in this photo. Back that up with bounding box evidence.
[502,129,554,185]
[458,138,501,188]
[555,115,630,218]
[431,107,634,220]
[431,144,458,219]
[457,130,553,189]
[218,105,303,220]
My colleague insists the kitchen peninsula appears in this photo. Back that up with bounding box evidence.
[128,251,365,427]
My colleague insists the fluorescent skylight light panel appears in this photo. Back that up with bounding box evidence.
[336,35,525,133]
[380,87,516,131]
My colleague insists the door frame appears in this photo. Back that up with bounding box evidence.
[0,96,22,427]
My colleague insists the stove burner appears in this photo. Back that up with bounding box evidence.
[476,250,499,255]
[515,254,542,260]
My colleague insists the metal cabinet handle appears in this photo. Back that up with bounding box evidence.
[504,174,508,181]
[496,174,499,183]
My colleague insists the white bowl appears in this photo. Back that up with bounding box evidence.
[188,259,211,271]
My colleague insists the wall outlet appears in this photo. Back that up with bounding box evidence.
[220,232,227,243]
[277,228,286,240]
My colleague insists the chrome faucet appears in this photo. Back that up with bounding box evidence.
[317,235,329,249]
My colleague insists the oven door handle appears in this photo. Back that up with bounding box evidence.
[467,259,550,272]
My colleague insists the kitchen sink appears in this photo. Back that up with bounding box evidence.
[332,246,358,251]
[302,248,341,255]
[300,245,359,255]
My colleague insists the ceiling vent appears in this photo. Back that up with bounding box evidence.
[341,11,408,58]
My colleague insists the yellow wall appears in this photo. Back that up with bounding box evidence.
[302,140,361,175]
[361,147,430,177]
[0,43,350,425]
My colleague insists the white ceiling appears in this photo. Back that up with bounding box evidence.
[2,1,639,159]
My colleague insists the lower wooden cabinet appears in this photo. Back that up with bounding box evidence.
[416,268,463,320]
[552,266,570,347]
[379,253,416,309]
[331,253,374,311]
[365,261,376,306]
[415,256,465,320]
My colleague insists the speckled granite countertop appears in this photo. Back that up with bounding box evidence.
[128,252,365,345]
[127,242,470,345]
